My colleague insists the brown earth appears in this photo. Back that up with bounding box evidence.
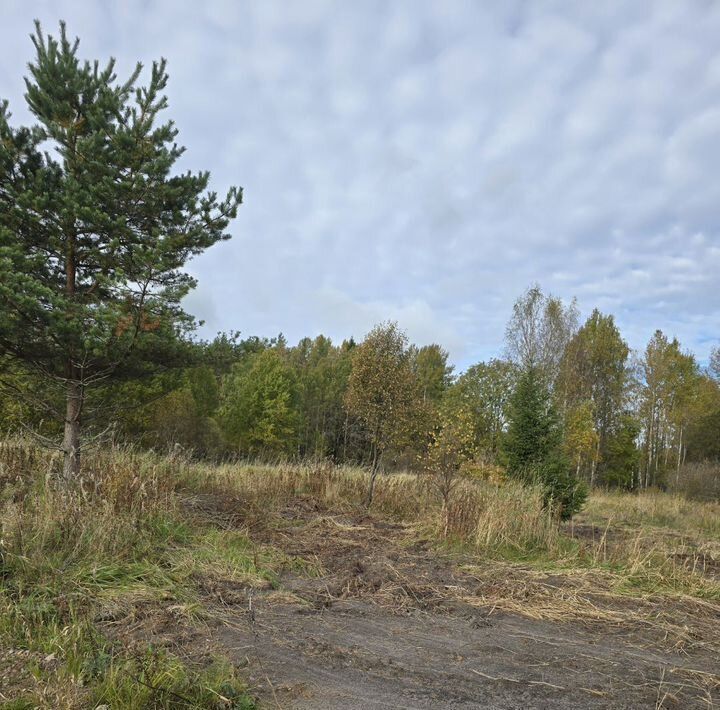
[175,499,720,709]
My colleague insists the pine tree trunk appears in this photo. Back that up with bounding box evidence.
[63,223,79,480]
[62,377,82,480]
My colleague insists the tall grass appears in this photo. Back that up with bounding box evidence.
[0,439,258,708]
[177,456,561,557]
[188,456,719,601]
[156,450,720,579]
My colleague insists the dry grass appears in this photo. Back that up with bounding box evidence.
[178,458,560,556]
[176,456,720,597]
[582,488,720,539]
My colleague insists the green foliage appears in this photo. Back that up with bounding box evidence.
[220,349,300,456]
[410,343,454,403]
[0,360,40,432]
[557,309,629,483]
[504,368,586,519]
[424,401,477,534]
[187,365,221,418]
[148,387,224,455]
[638,330,701,487]
[89,650,255,709]
[344,322,423,471]
[603,414,641,489]
[289,335,354,459]
[685,374,720,462]
[563,400,599,476]
[504,368,558,473]
[710,346,720,381]
[446,359,515,457]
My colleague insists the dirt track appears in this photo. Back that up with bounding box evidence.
[200,502,720,709]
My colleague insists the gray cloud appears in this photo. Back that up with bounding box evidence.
[2,0,719,368]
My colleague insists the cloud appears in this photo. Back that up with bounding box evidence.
[2,0,719,368]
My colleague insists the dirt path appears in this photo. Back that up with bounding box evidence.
[202,502,719,709]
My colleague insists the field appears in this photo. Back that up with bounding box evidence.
[0,441,718,708]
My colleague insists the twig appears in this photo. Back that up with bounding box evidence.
[471,668,565,690]
[129,673,195,706]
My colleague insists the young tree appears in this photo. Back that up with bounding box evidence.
[0,23,241,478]
[344,322,421,506]
[503,367,586,520]
[423,403,476,537]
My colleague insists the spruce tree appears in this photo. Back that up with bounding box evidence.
[504,368,586,519]
[0,22,241,478]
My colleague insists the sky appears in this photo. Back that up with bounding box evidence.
[2,1,720,370]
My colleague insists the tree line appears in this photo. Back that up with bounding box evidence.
[3,284,718,497]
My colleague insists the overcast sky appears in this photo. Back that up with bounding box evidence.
[2,1,719,369]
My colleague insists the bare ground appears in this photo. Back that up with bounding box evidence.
[183,499,720,709]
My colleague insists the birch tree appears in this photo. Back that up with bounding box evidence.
[344,322,421,506]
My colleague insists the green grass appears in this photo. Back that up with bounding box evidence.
[0,441,271,707]
[90,652,255,709]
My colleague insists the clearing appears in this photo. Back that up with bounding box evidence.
[183,496,719,709]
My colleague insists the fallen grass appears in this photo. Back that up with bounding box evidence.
[175,456,720,600]
[204,455,720,608]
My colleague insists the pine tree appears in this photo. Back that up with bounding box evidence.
[503,368,586,520]
[0,22,241,478]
